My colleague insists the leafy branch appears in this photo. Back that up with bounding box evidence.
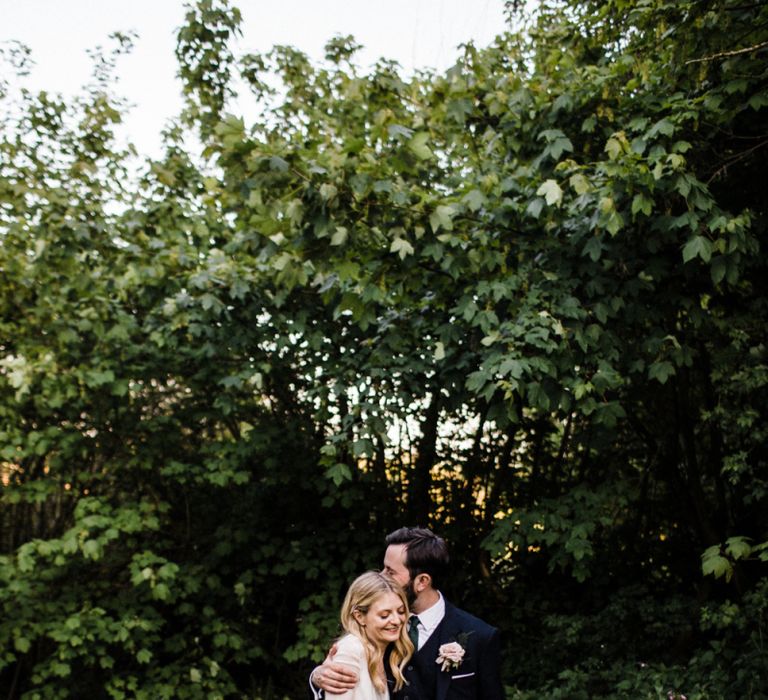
[685,39,768,64]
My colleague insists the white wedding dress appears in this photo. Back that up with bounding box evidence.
[331,634,389,700]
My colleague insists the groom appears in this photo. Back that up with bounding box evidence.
[311,527,504,699]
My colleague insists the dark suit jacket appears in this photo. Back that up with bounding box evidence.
[389,600,504,700]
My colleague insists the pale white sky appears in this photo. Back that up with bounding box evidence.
[2,0,509,156]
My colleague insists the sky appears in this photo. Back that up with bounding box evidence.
[2,0,509,157]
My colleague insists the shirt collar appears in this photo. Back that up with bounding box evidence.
[413,590,445,636]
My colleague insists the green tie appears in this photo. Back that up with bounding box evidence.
[408,615,420,648]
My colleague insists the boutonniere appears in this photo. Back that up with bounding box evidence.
[436,642,464,671]
[436,633,471,672]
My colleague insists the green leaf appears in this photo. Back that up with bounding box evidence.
[748,91,768,110]
[390,237,414,259]
[648,361,675,384]
[725,536,752,561]
[647,118,675,139]
[682,236,712,263]
[429,205,456,233]
[214,114,245,148]
[153,583,171,600]
[605,136,623,160]
[499,358,524,378]
[710,256,727,284]
[527,382,551,410]
[286,198,303,224]
[462,189,486,212]
[271,252,293,271]
[582,237,602,262]
[326,463,352,486]
[269,155,289,172]
[388,124,413,140]
[352,439,373,457]
[82,539,102,560]
[536,179,563,207]
[546,136,573,160]
[569,173,590,195]
[85,369,115,387]
[526,198,545,218]
[466,370,489,392]
[631,194,653,217]
[604,210,624,236]
[702,545,732,581]
[330,226,348,246]
[51,661,71,677]
[319,183,338,201]
[481,331,500,346]
[551,94,572,113]
[14,636,31,653]
[408,132,433,160]
[574,381,593,400]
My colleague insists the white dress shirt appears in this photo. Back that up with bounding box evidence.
[410,591,445,650]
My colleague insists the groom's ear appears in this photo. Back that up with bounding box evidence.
[414,573,432,592]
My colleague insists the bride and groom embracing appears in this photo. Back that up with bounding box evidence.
[310,527,504,700]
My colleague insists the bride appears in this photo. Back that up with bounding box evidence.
[331,571,414,699]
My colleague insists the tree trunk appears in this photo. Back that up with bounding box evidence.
[409,392,440,524]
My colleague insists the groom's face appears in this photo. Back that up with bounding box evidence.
[382,544,411,589]
[383,544,420,607]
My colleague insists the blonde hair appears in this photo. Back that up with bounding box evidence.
[339,571,413,693]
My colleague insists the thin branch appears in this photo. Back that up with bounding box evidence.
[686,39,768,64]
[726,2,768,9]
[706,137,768,183]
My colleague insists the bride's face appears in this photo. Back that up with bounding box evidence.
[356,591,406,649]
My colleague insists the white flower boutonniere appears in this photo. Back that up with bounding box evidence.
[436,641,465,672]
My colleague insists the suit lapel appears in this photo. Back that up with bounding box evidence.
[435,604,462,700]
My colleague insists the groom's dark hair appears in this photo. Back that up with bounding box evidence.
[385,527,449,590]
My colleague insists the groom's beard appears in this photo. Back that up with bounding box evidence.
[404,578,417,606]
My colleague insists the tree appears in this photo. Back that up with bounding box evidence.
[1,0,767,697]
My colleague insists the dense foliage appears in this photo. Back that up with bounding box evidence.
[1,0,767,697]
